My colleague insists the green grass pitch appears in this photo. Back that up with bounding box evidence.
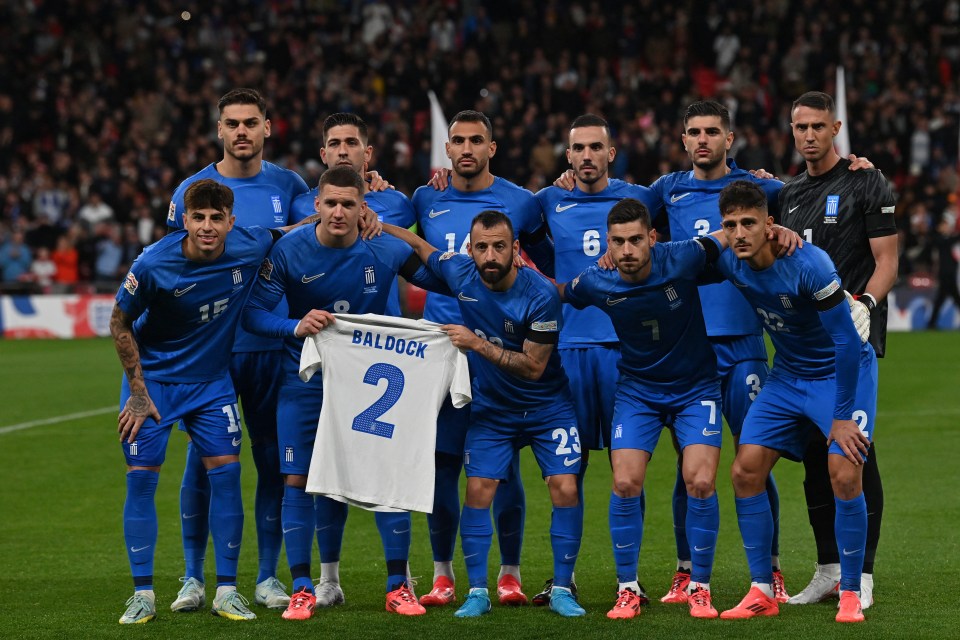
[0,332,956,639]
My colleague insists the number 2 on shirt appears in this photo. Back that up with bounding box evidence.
[352,363,405,439]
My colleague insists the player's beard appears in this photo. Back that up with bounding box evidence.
[692,150,724,172]
[454,156,488,180]
[616,254,649,275]
[575,162,606,185]
[479,259,511,285]
[226,137,264,162]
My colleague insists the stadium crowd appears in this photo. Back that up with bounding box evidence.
[1,0,959,292]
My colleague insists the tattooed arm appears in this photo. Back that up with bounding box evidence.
[110,304,161,443]
[440,324,553,381]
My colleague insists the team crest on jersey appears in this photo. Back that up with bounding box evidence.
[167,201,177,222]
[363,265,377,293]
[232,268,243,287]
[664,285,682,310]
[614,424,623,439]
[123,272,139,295]
[129,441,138,456]
[504,319,515,334]
[439,251,457,261]
[779,294,793,309]
[285,446,294,463]
[259,258,274,281]
[824,195,839,224]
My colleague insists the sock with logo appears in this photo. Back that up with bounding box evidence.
[282,484,315,593]
[835,494,867,592]
[314,495,348,563]
[735,492,773,585]
[375,511,412,592]
[179,442,210,583]
[609,492,643,584]
[686,493,719,585]
[207,462,243,587]
[125,470,160,590]
[460,506,493,589]
[672,463,690,563]
[493,451,525,566]
[550,505,582,588]
[428,452,461,566]
[250,438,284,584]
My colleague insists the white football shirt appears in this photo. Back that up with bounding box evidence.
[301,313,471,513]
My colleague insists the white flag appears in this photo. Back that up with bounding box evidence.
[428,90,451,176]
[835,66,851,157]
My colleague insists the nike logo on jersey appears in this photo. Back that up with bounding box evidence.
[555,203,578,213]
[428,209,451,218]
[842,547,862,556]
[458,292,479,302]
[174,284,197,297]
[671,192,692,203]
[788,205,800,214]
[227,541,240,549]
[301,272,326,283]
[563,457,581,467]
[702,428,721,437]
[231,437,242,447]
[606,297,627,306]
[130,545,151,553]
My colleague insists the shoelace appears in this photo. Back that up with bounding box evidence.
[614,590,637,608]
[220,591,251,610]
[669,572,689,592]
[395,587,417,603]
[690,588,710,607]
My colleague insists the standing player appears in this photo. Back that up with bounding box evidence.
[559,199,726,620]
[779,92,897,610]
[289,112,416,604]
[166,88,309,612]
[242,167,446,620]
[113,180,288,623]
[647,101,788,604]
[383,212,585,619]
[413,110,555,607]
[533,113,659,605]
[713,181,876,624]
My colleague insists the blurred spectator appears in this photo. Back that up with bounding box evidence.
[77,190,115,229]
[52,234,79,288]
[928,216,960,328]
[93,223,123,285]
[29,246,56,291]
[0,229,32,284]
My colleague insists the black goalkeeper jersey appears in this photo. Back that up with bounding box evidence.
[779,158,897,356]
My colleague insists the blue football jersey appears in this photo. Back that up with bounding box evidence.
[537,179,660,347]
[649,160,782,337]
[564,240,719,393]
[116,227,276,383]
[413,177,548,324]
[426,251,569,412]
[291,187,418,316]
[243,226,425,385]
[167,161,309,353]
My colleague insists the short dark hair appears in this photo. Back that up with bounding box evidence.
[184,179,233,214]
[792,91,835,116]
[318,165,364,193]
[470,210,514,236]
[217,88,267,116]
[607,198,651,230]
[323,113,369,144]
[570,113,610,142]
[718,180,768,216]
[683,101,731,130]
[449,110,493,138]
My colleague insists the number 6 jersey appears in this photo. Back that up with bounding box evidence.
[300,313,471,513]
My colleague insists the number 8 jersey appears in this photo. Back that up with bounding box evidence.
[300,313,472,513]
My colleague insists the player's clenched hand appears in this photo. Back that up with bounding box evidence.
[428,168,451,191]
[768,224,803,257]
[597,248,616,270]
[554,169,575,191]
[295,309,336,337]
[845,291,871,343]
[441,324,481,351]
[118,391,160,443]
[827,418,870,465]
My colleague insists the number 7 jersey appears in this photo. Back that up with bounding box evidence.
[299,313,472,513]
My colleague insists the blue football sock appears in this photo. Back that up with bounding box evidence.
[428,452,461,562]
[735,492,773,584]
[250,439,283,583]
[767,473,781,559]
[576,460,589,527]
[376,511,412,591]
[493,452,525,566]
[179,442,209,582]
[460,506,493,589]
[608,493,643,584]
[207,462,243,586]
[125,470,159,590]
[672,463,690,562]
[686,493,719,584]
[314,496,348,562]
[550,505,582,588]
[283,484,315,594]
[835,494,867,592]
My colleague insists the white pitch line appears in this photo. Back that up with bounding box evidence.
[0,406,116,435]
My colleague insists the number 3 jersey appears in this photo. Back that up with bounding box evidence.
[299,313,471,513]
[115,226,276,383]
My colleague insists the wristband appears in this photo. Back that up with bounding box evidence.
[857,293,877,312]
